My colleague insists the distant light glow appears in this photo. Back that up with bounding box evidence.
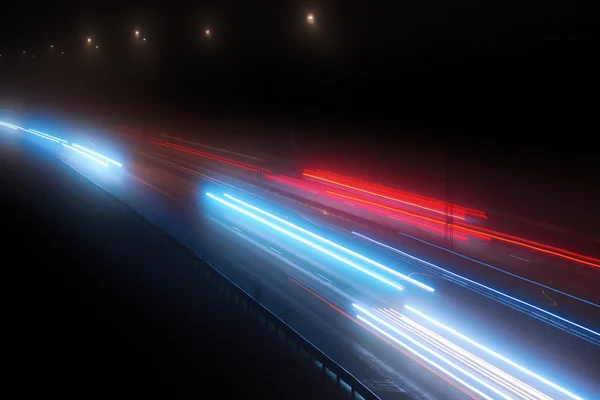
[307,13,315,24]
[143,37,146,41]
[207,193,405,292]
[50,45,54,48]
[62,143,108,167]
[87,37,92,43]
[96,45,99,49]
[353,231,600,340]
[29,129,67,143]
[223,193,433,292]
[205,28,211,36]
[72,143,122,167]
[135,30,140,36]
[404,305,584,400]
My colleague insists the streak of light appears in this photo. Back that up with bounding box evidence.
[355,313,494,400]
[223,193,434,292]
[404,305,584,400]
[354,231,600,339]
[24,129,60,143]
[0,121,20,130]
[393,229,600,308]
[206,193,406,292]
[354,304,515,400]
[72,143,122,167]
[307,169,487,219]
[265,174,320,193]
[380,308,552,400]
[289,277,479,400]
[61,143,108,167]
[305,172,467,220]
[27,129,67,143]
[150,140,268,172]
[333,190,600,268]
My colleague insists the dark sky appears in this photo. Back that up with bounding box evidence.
[0,1,596,141]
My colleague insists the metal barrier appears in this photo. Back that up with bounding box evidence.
[57,158,382,400]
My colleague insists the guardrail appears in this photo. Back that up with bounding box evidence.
[57,157,383,400]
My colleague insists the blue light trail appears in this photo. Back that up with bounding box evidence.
[353,231,600,341]
[72,143,122,167]
[223,193,433,292]
[61,143,109,167]
[206,193,405,292]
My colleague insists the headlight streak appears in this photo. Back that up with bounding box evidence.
[23,129,60,143]
[222,193,434,292]
[61,143,109,167]
[353,304,516,400]
[353,231,600,341]
[0,121,20,129]
[28,129,68,143]
[354,313,495,400]
[377,308,552,400]
[206,193,406,292]
[72,143,122,167]
[404,305,584,400]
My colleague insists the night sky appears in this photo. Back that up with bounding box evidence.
[0,1,597,172]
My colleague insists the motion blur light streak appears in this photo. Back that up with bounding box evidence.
[304,172,467,220]
[353,310,494,400]
[72,143,122,167]
[24,129,60,143]
[206,193,406,292]
[394,229,600,308]
[306,169,488,219]
[404,305,584,400]
[29,129,67,143]
[223,193,434,292]
[150,140,266,172]
[61,143,109,167]
[353,232,600,340]
[0,121,20,129]
[379,308,552,400]
[353,304,515,400]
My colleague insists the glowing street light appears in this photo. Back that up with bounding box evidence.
[87,37,92,43]
[135,30,140,36]
[61,51,64,55]
[50,45,54,48]
[143,37,146,41]
[307,13,315,24]
[205,28,211,37]
[95,45,99,49]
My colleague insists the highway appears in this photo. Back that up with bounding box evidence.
[2,118,599,400]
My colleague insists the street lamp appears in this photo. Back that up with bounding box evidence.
[135,30,140,36]
[87,37,92,43]
[95,45,99,49]
[50,45,54,48]
[205,28,211,37]
[307,13,315,24]
[143,37,147,41]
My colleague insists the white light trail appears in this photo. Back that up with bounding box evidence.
[353,304,515,400]
[404,305,584,400]
[207,193,405,292]
[29,129,67,143]
[24,129,60,143]
[223,194,433,292]
[61,143,108,167]
[355,313,494,400]
[380,308,551,400]
[353,231,600,340]
[72,143,122,167]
